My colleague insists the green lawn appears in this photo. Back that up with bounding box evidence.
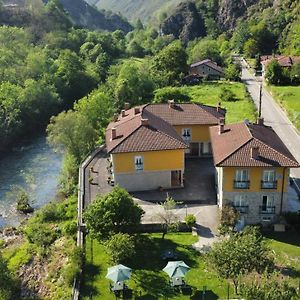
[157,82,257,124]
[265,232,300,286]
[267,85,300,131]
[81,233,234,300]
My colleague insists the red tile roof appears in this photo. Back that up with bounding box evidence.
[106,103,225,154]
[209,122,299,167]
[262,56,300,68]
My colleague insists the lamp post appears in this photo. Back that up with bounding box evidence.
[184,204,188,217]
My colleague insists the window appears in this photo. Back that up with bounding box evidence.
[134,156,143,171]
[233,195,248,213]
[234,169,249,189]
[261,170,277,189]
[260,195,275,214]
[182,128,191,142]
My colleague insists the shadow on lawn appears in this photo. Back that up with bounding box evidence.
[128,235,198,271]
[80,263,101,297]
[191,290,218,300]
[264,231,300,247]
[277,265,300,279]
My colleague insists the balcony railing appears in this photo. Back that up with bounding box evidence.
[234,180,250,189]
[233,205,249,214]
[261,180,277,189]
[259,206,276,214]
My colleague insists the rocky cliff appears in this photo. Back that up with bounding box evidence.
[160,1,206,45]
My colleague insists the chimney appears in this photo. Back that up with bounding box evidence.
[168,99,175,108]
[217,102,221,112]
[111,128,117,140]
[124,102,130,110]
[257,117,264,126]
[141,118,149,126]
[113,113,118,122]
[251,146,259,160]
[134,107,140,115]
[218,117,225,135]
[121,109,126,118]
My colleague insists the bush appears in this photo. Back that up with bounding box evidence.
[62,220,77,236]
[105,233,135,264]
[37,202,66,223]
[185,214,196,228]
[153,87,191,103]
[219,88,237,102]
[62,247,83,286]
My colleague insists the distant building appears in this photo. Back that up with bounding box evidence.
[190,59,224,80]
[210,118,299,225]
[105,101,225,192]
[261,55,300,75]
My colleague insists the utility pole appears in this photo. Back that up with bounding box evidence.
[258,83,262,117]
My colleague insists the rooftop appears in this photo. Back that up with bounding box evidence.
[209,120,299,168]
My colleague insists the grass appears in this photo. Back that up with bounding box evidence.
[265,232,300,286]
[156,82,257,124]
[267,85,300,131]
[81,233,235,300]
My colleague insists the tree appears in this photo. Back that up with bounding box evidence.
[150,41,188,87]
[84,186,144,241]
[225,63,241,82]
[290,61,300,84]
[189,39,223,66]
[240,273,298,300]
[265,59,284,85]
[243,38,259,58]
[105,233,135,264]
[157,195,179,239]
[153,87,191,103]
[208,226,274,294]
[219,88,237,102]
[47,110,97,163]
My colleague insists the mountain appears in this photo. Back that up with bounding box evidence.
[161,1,206,45]
[85,0,182,23]
[2,0,133,32]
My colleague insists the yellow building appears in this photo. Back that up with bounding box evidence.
[210,119,299,225]
[106,101,225,192]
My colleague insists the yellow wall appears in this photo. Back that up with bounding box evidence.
[223,167,289,192]
[174,125,213,142]
[113,149,184,173]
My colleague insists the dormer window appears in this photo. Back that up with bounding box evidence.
[135,156,143,171]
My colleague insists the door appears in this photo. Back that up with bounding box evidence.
[190,143,199,156]
[171,171,182,187]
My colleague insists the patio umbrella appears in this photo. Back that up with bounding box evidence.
[163,261,190,278]
[106,264,132,283]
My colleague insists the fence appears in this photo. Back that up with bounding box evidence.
[71,146,105,300]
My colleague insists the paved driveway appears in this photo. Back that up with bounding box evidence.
[132,158,217,204]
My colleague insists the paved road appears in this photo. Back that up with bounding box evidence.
[240,58,300,193]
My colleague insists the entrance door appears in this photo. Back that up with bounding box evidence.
[171,171,182,187]
[190,143,199,156]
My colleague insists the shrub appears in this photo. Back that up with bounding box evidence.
[105,233,135,264]
[185,214,196,228]
[219,88,237,102]
[153,87,191,103]
[62,220,77,236]
[62,247,83,286]
[37,202,66,223]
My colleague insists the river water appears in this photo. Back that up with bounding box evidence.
[0,135,63,228]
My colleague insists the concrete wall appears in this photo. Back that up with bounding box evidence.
[222,191,288,224]
[114,170,182,192]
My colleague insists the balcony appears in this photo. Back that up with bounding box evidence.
[233,205,249,214]
[259,206,276,214]
[234,180,250,189]
[261,180,277,189]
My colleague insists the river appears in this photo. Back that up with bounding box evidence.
[0,135,63,228]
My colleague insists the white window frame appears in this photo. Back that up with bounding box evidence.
[235,169,249,181]
[233,195,247,207]
[134,156,144,171]
[182,128,191,142]
[263,170,275,182]
[262,195,274,212]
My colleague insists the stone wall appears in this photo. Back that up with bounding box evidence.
[222,191,288,224]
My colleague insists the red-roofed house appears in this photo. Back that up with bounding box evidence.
[261,55,300,75]
[106,101,225,192]
[209,118,299,224]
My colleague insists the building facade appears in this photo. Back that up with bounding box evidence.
[190,59,224,80]
[210,119,299,225]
